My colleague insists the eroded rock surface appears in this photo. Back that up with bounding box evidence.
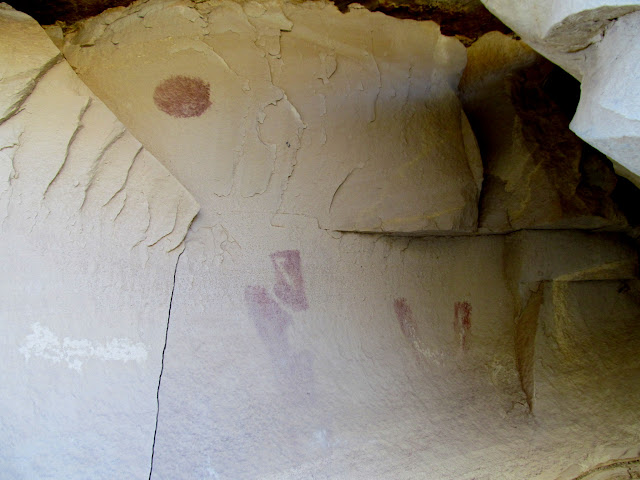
[2,1,640,479]
[460,32,630,232]
[480,0,640,185]
[332,0,510,43]
[0,6,198,478]
[63,0,482,234]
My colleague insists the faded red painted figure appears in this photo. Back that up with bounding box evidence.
[454,301,472,350]
[244,285,291,354]
[244,250,313,397]
[394,297,416,339]
[270,250,309,311]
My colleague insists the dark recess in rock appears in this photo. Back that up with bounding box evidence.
[9,0,508,44]
[7,0,134,25]
[476,62,640,231]
[514,65,636,227]
[331,0,510,43]
[540,64,582,118]
[611,175,640,228]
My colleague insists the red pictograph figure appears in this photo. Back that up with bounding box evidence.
[270,250,309,311]
[394,297,416,340]
[244,285,291,355]
[454,301,472,350]
[153,75,211,118]
[244,250,313,398]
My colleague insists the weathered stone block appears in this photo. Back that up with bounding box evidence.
[64,0,482,234]
[0,7,198,478]
[461,32,630,232]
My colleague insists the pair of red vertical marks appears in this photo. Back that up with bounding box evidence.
[394,298,472,350]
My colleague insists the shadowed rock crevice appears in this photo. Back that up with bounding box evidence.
[507,64,625,223]
[331,0,510,43]
[460,32,640,234]
[9,0,508,45]
[7,0,135,25]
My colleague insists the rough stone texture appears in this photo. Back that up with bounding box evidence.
[0,6,199,478]
[559,458,640,479]
[479,0,640,185]
[3,1,640,479]
[62,0,482,235]
[331,0,510,43]
[7,0,134,24]
[504,230,639,415]
[8,0,508,43]
[0,4,61,123]
[570,11,640,181]
[460,32,629,232]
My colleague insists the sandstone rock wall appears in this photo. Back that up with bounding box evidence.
[460,31,630,232]
[1,1,639,479]
[62,0,482,234]
[480,0,640,186]
[0,5,198,477]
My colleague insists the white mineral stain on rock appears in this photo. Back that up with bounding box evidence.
[19,322,148,372]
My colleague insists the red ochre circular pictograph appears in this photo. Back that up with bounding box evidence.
[153,75,211,118]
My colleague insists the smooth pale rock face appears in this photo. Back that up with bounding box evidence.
[63,0,481,234]
[51,3,640,478]
[460,32,629,232]
[0,4,61,122]
[503,231,640,469]
[270,4,482,233]
[155,226,640,480]
[570,11,640,178]
[480,0,640,79]
[0,6,198,479]
[479,0,640,184]
[3,1,640,479]
[150,223,640,480]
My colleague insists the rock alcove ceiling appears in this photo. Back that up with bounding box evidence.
[1,0,640,479]
[11,0,510,42]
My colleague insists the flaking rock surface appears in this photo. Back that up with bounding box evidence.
[460,31,631,232]
[0,5,198,478]
[2,2,640,479]
[63,0,482,234]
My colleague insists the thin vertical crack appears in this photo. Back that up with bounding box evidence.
[148,248,183,480]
